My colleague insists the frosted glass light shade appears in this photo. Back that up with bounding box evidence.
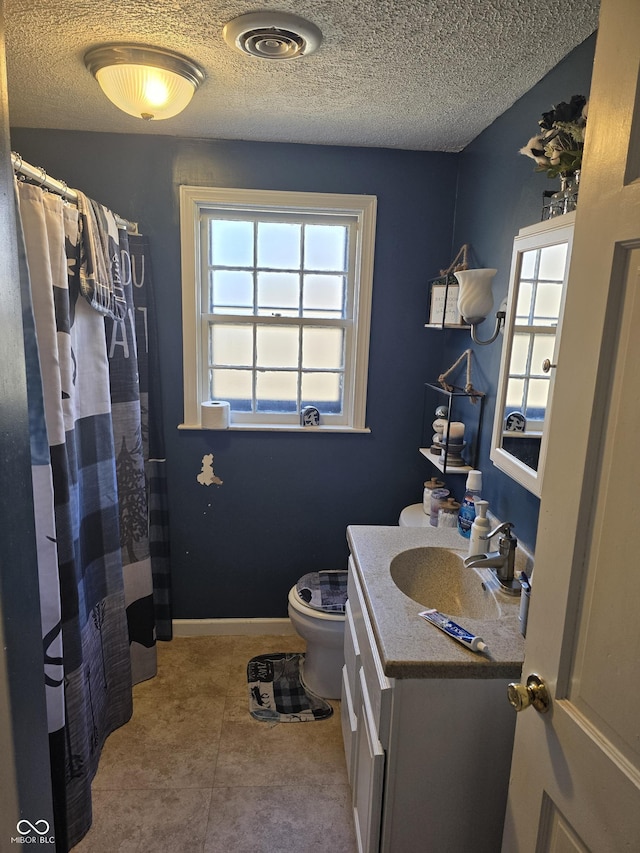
[454,268,497,325]
[85,45,204,121]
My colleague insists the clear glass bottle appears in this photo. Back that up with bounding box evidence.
[423,477,445,514]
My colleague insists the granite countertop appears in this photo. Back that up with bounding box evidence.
[347,524,526,680]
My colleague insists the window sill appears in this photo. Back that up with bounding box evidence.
[178,422,371,434]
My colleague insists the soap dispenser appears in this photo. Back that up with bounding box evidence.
[468,500,490,557]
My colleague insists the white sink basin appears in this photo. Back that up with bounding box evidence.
[390,546,500,620]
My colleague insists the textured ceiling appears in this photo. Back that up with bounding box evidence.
[4,0,600,152]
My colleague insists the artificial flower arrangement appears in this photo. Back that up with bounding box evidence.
[520,94,588,178]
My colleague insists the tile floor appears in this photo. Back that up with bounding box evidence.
[72,634,358,853]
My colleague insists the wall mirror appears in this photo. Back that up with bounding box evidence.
[490,212,575,495]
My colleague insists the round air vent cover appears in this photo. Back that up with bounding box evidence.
[222,11,322,60]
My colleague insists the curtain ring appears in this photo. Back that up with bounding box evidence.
[11,151,23,171]
[37,166,47,187]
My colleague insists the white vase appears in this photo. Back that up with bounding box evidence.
[454,268,497,325]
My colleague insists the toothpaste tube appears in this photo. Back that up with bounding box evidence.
[419,609,488,654]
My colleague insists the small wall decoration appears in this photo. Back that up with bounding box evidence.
[301,405,320,427]
[428,274,462,325]
[505,411,526,432]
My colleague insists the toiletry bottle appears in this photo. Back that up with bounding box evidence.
[468,500,490,556]
[423,477,445,514]
[457,469,482,539]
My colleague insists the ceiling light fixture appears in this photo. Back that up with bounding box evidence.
[84,44,205,121]
[222,11,322,60]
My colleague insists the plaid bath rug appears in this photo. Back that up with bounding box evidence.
[247,653,333,723]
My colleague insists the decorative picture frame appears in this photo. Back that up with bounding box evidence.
[428,274,463,326]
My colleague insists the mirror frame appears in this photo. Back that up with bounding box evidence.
[490,212,575,496]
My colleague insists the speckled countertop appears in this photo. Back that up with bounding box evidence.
[347,525,526,680]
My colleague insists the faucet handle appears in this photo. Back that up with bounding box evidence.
[481,521,516,542]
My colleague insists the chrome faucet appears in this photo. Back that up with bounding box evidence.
[463,522,521,595]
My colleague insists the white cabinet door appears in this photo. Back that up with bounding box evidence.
[353,668,385,853]
[340,665,358,787]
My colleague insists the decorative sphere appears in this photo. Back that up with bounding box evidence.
[435,405,448,418]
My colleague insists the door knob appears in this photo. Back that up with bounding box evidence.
[542,359,556,373]
[507,674,550,713]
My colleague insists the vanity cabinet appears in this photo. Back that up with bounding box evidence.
[342,555,517,853]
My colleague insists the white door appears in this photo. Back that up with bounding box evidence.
[502,0,640,850]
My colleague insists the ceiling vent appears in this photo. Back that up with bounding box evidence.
[222,11,322,60]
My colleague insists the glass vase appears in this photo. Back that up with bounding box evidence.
[547,170,580,218]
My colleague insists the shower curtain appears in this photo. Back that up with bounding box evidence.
[15,180,168,850]
[127,234,172,641]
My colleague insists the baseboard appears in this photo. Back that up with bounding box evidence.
[172,617,296,637]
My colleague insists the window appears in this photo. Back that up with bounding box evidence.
[504,241,568,429]
[180,187,376,431]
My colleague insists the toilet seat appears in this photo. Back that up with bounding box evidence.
[294,570,348,615]
[288,586,345,622]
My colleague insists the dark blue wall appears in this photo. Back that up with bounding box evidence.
[445,33,597,550]
[10,32,596,617]
[9,129,458,617]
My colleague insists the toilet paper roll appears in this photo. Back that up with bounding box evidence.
[201,401,230,429]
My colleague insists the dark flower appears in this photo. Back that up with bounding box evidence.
[521,94,588,178]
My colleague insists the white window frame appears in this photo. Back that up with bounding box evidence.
[179,186,376,432]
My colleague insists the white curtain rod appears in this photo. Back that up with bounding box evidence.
[11,151,137,233]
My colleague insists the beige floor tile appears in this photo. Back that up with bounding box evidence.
[213,710,348,788]
[204,785,357,853]
[72,634,354,852]
[93,692,225,790]
[72,787,211,853]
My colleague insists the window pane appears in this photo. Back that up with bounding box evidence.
[209,324,253,367]
[533,282,562,324]
[257,222,301,269]
[210,270,253,313]
[526,378,550,415]
[302,372,343,413]
[509,333,531,375]
[257,272,300,314]
[302,327,344,369]
[538,243,568,281]
[303,274,345,317]
[256,325,299,368]
[210,220,253,267]
[530,335,556,376]
[305,225,347,271]
[520,249,537,279]
[515,281,533,322]
[256,371,297,412]
[210,368,252,410]
[506,377,525,410]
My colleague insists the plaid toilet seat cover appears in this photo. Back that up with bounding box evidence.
[295,570,348,614]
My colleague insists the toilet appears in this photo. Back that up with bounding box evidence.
[288,570,347,700]
[399,502,432,527]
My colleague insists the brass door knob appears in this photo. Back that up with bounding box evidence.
[507,674,551,713]
[542,359,557,373]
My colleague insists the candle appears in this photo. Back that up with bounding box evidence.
[445,421,465,440]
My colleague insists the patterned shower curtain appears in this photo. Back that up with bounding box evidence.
[15,181,167,850]
[127,234,172,640]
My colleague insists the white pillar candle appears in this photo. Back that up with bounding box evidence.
[445,421,465,440]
